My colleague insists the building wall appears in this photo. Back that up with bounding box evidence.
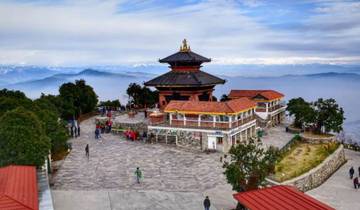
[148,121,257,153]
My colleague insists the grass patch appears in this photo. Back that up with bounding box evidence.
[273,141,339,182]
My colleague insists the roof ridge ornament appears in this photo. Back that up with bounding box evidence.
[179,39,191,52]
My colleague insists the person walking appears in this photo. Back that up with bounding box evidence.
[134,167,142,184]
[354,177,359,189]
[95,128,100,139]
[78,125,81,137]
[74,125,78,138]
[70,126,74,138]
[350,166,355,179]
[85,144,89,159]
[203,196,211,210]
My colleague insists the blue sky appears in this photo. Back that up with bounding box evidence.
[0,0,359,66]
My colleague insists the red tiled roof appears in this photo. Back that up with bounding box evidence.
[233,185,334,210]
[165,98,256,114]
[0,165,38,210]
[229,90,284,101]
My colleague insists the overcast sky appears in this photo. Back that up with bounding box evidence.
[0,0,359,66]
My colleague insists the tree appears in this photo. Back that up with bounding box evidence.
[286,97,315,128]
[222,139,279,209]
[37,94,64,115]
[0,88,27,99]
[220,94,229,102]
[99,100,121,109]
[0,89,34,117]
[0,108,51,167]
[0,96,33,117]
[59,80,98,119]
[127,83,142,106]
[127,83,158,108]
[313,98,345,133]
[33,100,69,154]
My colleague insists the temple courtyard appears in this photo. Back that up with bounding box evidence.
[51,116,360,210]
[51,116,236,210]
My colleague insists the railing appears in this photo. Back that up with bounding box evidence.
[168,116,255,130]
[255,104,285,113]
[256,108,267,112]
[268,104,284,112]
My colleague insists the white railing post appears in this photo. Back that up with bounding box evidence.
[266,103,269,113]
[229,115,232,128]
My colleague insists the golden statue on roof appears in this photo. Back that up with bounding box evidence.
[180,39,191,52]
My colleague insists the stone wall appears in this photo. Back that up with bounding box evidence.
[267,144,346,192]
[287,126,302,134]
[148,128,204,151]
[114,122,148,133]
[301,134,336,144]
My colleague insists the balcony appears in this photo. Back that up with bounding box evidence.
[255,104,285,113]
[165,115,256,130]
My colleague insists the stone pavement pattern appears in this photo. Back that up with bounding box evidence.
[51,116,236,210]
[53,190,217,210]
[307,149,360,210]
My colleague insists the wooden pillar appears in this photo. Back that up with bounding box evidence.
[213,115,216,127]
[198,114,201,127]
[184,114,186,126]
[169,113,173,125]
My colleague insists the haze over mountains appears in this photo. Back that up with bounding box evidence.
[1,64,360,143]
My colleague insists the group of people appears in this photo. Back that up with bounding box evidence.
[95,110,113,139]
[69,119,81,138]
[349,166,360,189]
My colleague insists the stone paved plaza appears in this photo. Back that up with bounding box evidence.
[51,116,236,210]
[261,125,294,149]
[52,116,360,210]
[307,149,360,210]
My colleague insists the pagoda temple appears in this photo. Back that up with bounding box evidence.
[144,39,225,109]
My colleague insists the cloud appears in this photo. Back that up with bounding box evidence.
[0,0,359,66]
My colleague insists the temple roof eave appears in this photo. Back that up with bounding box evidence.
[144,70,226,87]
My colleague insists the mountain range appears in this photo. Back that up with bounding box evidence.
[0,64,359,143]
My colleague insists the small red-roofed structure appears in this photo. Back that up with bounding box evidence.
[233,185,334,210]
[0,165,38,210]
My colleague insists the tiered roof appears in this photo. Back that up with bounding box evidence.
[144,70,225,87]
[233,185,334,210]
[159,39,211,65]
[164,98,256,115]
[229,89,284,101]
[0,165,38,210]
[144,39,225,87]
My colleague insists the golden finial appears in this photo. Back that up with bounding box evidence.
[180,39,190,52]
